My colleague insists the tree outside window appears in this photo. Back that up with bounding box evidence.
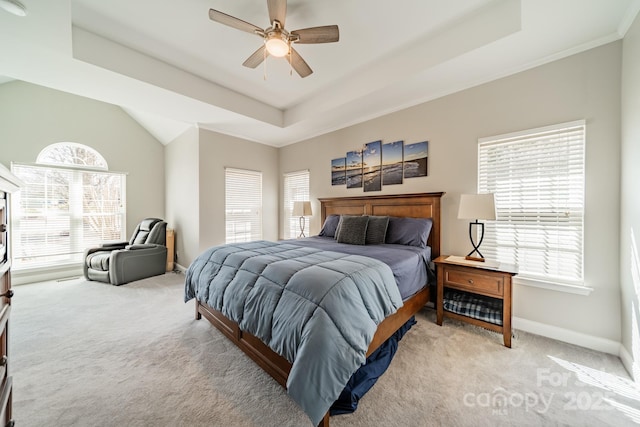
[11,143,126,269]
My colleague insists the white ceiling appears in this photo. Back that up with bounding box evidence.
[1,0,639,146]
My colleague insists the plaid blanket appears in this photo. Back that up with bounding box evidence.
[443,289,503,325]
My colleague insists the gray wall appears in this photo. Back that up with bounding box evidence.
[0,81,165,237]
[198,129,279,252]
[165,128,279,268]
[620,13,640,380]
[279,42,622,345]
[164,126,200,267]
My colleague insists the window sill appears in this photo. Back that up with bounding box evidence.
[13,261,80,273]
[513,276,593,296]
[12,262,82,285]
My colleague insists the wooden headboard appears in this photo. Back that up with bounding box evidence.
[318,192,445,259]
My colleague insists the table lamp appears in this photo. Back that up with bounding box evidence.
[457,193,496,262]
[292,201,312,238]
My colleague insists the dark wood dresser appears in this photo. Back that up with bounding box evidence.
[0,164,22,427]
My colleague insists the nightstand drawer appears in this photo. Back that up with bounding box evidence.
[444,268,504,297]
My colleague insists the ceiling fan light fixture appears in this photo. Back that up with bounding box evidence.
[208,1,339,77]
[0,0,27,16]
[265,36,289,57]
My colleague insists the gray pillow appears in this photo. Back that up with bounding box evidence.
[385,217,433,248]
[319,215,341,237]
[365,216,389,244]
[336,215,369,245]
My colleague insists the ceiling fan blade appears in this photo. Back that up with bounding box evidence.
[291,25,339,44]
[242,46,269,68]
[209,9,263,35]
[289,47,313,78]
[267,0,287,27]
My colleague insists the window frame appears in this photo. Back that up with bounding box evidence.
[225,167,263,244]
[10,144,127,271]
[283,170,310,240]
[477,120,590,294]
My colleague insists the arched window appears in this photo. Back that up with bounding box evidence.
[37,142,108,169]
[11,143,126,270]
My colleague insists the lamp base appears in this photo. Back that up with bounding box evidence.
[297,216,306,239]
[466,221,486,262]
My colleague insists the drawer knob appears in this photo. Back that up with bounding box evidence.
[468,279,474,284]
[0,355,6,367]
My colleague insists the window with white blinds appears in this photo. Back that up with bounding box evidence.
[225,168,262,243]
[11,143,126,269]
[478,120,585,286]
[283,170,310,239]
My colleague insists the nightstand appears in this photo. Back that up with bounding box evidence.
[434,255,517,347]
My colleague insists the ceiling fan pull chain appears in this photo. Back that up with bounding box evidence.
[289,49,293,76]
[263,46,268,81]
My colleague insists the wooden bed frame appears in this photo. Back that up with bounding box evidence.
[194,192,444,426]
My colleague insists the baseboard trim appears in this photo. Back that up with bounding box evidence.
[174,263,187,273]
[619,344,638,381]
[513,316,621,356]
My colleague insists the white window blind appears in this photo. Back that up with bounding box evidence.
[283,170,310,239]
[478,120,585,286]
[11,162,126,269]
[225,168,262,243]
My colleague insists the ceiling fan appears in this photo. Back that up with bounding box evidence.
[208,0,339,78]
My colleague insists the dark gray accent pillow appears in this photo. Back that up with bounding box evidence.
[385,217,433,248]
[318,215,341,237]
[336,215,369,245]
[365,216,389,244]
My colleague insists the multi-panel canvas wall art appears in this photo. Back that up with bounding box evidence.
[331,157,346,186]
[382,141,403,185]
[346,150,363,189]
[332,139,428,191]
[363,140,382,192]
[404,141,428,178]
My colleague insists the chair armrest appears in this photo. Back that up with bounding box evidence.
[125,244,160,250]
[99,241,128,249]
[110,245,168,285]
[84,246,117,256]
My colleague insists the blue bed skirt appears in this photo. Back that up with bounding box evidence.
[330,316,417,415]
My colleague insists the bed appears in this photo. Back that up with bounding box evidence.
[184,192,443,426]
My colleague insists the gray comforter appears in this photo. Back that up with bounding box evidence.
[184,240,403,425]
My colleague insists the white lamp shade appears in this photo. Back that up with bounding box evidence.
[292,201,312,217]
[458,193,496,220]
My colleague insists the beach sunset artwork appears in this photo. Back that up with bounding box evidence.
[363,140,382,192]
[346,149,363,188]
[404,141,428,178]
[382,140,404,185]
[331,157,346,186]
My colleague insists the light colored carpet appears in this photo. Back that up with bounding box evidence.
[10,273,640,426]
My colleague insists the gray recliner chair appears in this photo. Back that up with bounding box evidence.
[83,218,168,286]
